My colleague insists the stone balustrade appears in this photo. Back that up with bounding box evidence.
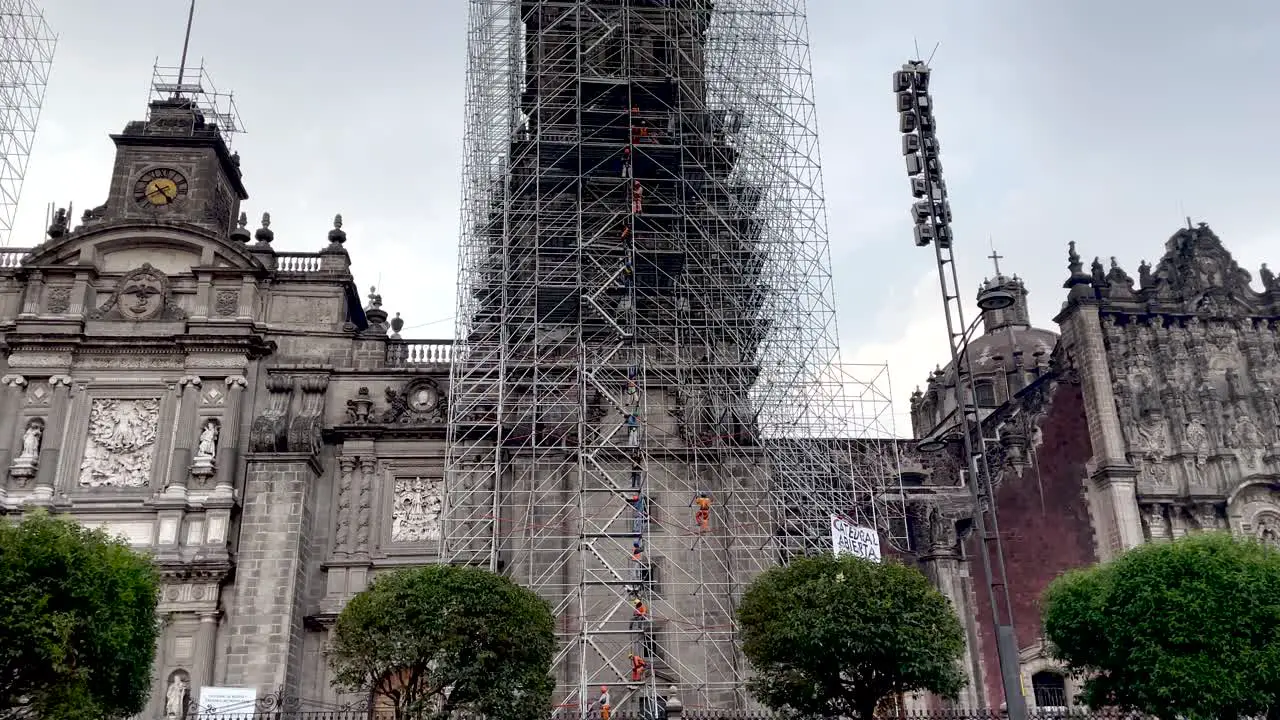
[275,252,324,272]
[386,339,454,367]
[0,249,31,268]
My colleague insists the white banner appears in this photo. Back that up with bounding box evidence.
[196,687,259,718]
[831,515,881,563]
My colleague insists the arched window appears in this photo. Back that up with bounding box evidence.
[1031,670,1067,708]
[974,380,997,407]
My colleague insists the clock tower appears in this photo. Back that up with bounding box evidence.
[93,94,248,237]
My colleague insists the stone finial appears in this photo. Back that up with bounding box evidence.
[327,214,347,248]
[364,286,389,331]
[230,211,251,243]
[390,312,404,338]
[1063,240,1091,289]
[254,212,274,246]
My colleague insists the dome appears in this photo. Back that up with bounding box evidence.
[911,272,1059,438]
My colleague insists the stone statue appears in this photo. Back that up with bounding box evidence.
[1138,260,1153,289]
[18,420,42,459]
[196,420,219,458]
[165,674,188,719]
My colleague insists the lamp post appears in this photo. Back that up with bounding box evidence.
[894,60,1028,720]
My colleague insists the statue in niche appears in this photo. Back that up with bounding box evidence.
[926,506,957,553]
[1190,505,1220,531]
[165,673,189,719]
[195,420,219,459]
[18,419,42,460]
[1225,367,1245,403]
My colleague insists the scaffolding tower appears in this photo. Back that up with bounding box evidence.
[0,0,54,247]
[446,1,906,713]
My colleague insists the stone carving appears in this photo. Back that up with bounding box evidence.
[1226,412,1265,468]
[1142,504,1168,540]
[250,375,293,452]
[1184,417,1210,465]
[925,505,957,554]
[89,264,186,321]
[391,477,444,544]
[78,398,161,488]
[1131,411,1170,459]
[213,289,239,317]
[381,378,446,424]
[18,418,42,459]
[333,457,356,555]
[165,673,189,719]
[9,418,43,486]
[345,386,374,423]
[1256,513,1280,549]
[45,285,71,314]
[195,419,219,459]
[1190,504,1221,531]
[287,376,329,455]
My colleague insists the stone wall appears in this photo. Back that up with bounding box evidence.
[966,378,1097,707]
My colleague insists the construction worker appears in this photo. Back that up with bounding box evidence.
[625,413,640,447]
[632,538,643,561]
[596,685,612,720]
[627,494,646,536]
[621,146,632,178]
[629,653,648,682]
[631,181,643,214]
[691,492,712,531]
[629,596,648,630]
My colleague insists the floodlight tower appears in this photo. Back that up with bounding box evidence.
[893,61,1028,720]
[0,0,56,247]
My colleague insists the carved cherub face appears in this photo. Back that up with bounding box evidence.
[119,272,164,320]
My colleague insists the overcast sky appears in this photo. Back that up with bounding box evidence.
[17,1,1279,436]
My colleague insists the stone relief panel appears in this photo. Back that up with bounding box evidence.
[390,477,443,545]
[88,264,186,322]
[78,398,162,488]
[213,288,239,317]
[1105,312,1278,496]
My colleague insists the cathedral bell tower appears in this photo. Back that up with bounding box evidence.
[95,90,247,237]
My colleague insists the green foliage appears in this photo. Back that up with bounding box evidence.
[0,509,161,720]
[1043,531,1280,719]
[328,564,556,720]
[737,553,966,720]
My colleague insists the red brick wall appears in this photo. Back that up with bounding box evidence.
[966,380,1098,706]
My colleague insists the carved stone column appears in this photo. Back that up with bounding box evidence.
[0,375,26,502]
[164,376,202,499]
[213,376,248,497]
[334,456,357,557]
[355,457,376,556]
[191,611,220,692]
[28,375,72,504]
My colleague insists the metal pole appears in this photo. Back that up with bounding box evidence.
[907,66,1028,719]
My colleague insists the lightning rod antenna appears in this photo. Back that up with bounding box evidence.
[176,0,196,94]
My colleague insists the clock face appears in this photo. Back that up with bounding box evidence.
[133,168,189,207]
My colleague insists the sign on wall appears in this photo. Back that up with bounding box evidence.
[831,515,882,563]
[196,687,259,718]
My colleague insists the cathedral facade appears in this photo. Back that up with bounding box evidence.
[0,98,453,716]
[907,223,1280,710]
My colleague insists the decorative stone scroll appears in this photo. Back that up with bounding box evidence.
[77,398,162,488]
[391,477,443,544]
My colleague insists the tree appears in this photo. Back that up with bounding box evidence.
[737,553,966,720]
[328,564,556,720]
[0,509,160,720]
[1043,531,1280,720]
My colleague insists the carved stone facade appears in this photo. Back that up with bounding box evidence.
[907,223,1278,711]
[0,98,454,714]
